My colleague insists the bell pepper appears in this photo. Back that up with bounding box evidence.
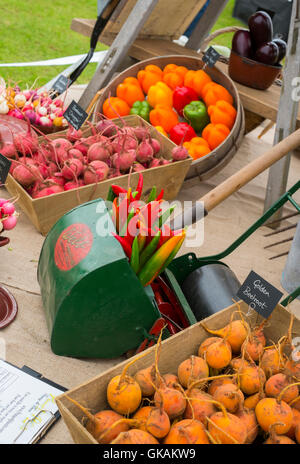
[202,123,230,150]
[137,65,163,94]
[184,70,212,97]
[183,101,210,133]
[172,86,199,116]
[130,100,152,122]
[154,126,168,137]
[207,100,237,130]
[147,82,173,108]
[103,97,130,119]
[169,122,197,145]
[149,105,179,133]
[162,65,188,90]
[138,234,185,286]
[202,82,234,107]
[116,78,144,107]
[183,137,211,160]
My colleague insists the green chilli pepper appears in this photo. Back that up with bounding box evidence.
[130,236,140,274]
[138,230,161,271]
[146,186,157,203]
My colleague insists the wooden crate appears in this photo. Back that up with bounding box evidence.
[6,115,192,236]
[56,301,300,444]
[98,0,207,42]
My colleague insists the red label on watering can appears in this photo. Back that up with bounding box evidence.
[54,223,93,271]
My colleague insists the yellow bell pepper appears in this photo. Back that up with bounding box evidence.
[147,82,173,108]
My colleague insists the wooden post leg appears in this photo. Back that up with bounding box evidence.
[185,0,229,51]
[78,0,159,110]
[264,0,300,227]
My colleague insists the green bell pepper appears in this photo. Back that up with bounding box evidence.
[130,100,152,122]
[183,100,209,133]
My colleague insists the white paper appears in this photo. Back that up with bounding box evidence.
[0,360,64,444]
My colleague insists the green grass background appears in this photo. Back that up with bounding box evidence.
[0,0,244,87]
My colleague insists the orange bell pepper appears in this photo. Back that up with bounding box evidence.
[207,100,237,130]
[102,96,130,119]
[162,65,188,90]
[183,137,211,160]
[184,70,212,97]
[149,104,179,133]
[202,123,230,150]
[137,65,163,94]
[147,81,173,108]
[116,77,144,107]
[202,82,234,107]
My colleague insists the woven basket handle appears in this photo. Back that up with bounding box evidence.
[200,26,248,53]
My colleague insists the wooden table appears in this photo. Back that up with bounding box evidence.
[71,17,300,132]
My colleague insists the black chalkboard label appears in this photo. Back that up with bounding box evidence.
[63,100,88,131]
[237,270,283,318]
[52,75,70,94]
[202,46,221,68]
[0,154,11,184]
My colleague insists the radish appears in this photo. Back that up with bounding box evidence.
[2,214,17,230]
[84,160,109,184]
[61,159,83,180]
[1,202,15,216]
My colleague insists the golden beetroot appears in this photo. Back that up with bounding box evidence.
[239,365,266,396]
[177,355,209,388]
[131,405,170,439]
[213,383,244,414]
[244,391,265,410]
[154,384,187,419]
[111,429,159,444]
[208,377,236,396]
[265,373,299,403]
[163,419,209,444]
[286,408,300,439]
[184,389,217,425]
[65,396,128,444]
[261,344,285,378]
[241,335,264,362]
[264,423,296,444]
[198,337,221,357]
[295,423,300,443]
[163,373,179,388]
[207,407,248,444]
[134,364,156,397]
[235,406,258,444]
[204,338,232,370]
[255,398,293,435]
[230,357,249,372]
[201,318,248,354]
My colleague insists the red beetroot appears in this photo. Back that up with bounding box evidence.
[13,163,41,187]
[111,150,136,172]
[84,160,109,184]
[112,135,138,153]
[133,162,146,172]
[66,126,82,142]
[13,118,38,155]
[136,140,154,163]
[61,159,83,180]
[64,180,85,191]
[87,142,111,162]
[68,148,84,162]
[133,126,149,141]
[150,138,161,156]
[172,145,189,161]
[32,185,64,198]
[73,139,89,156]
[95,119,116,137]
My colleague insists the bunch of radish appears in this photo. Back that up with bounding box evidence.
[0,79,67,129]
[65,304,300,445]
[0,198,18,232]
[6,116,189,199]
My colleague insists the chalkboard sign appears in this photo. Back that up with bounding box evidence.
[63,100,88,131]
[202,46,221,68]
[52,75,70,94]
[237,270,283,318]
[0,154,11,184]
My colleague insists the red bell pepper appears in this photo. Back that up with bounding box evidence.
[169,122,197,145]
[173,85,199,116]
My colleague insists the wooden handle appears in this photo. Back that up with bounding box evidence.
[201,128,300,213]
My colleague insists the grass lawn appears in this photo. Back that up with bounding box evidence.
[0,0,244,88]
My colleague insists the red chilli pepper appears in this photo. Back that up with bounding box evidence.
[112,233,132,259]
[135,173,144,201]
[111,185,128,197]
[155,189,164,201]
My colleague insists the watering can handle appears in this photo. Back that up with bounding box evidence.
[171,128,300,229]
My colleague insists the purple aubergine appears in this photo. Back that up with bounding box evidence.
[232,30,253,58]
[248,11,273,49]
[255,41,279,66]
[273,38,287,63]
